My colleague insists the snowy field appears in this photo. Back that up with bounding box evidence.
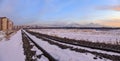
[0,31,5,41]
[29,29,120,44]
[25,30,111,61]
[0,29,119,61]
[0,30,49,61]
[0,30,25,61]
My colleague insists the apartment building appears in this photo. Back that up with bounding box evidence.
[0,17,13,31]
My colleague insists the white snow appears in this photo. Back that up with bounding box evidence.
[29,29,120,44]
[43,36,120,56]
[30,41,49,61]
[38,55,49,61]
[24,30,111,61]
[0,31,5,41]
[0,30,25,61]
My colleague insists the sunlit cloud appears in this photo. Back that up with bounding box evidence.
[0,0,120,26]
[97,5,120,11]
[0,0,18,16]
[95,18,120,27]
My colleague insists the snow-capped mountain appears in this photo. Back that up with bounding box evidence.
[26,22,105,27]
[61,23,105,27]
[81,23,105,27]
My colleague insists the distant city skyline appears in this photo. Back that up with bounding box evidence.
[0,0,120,27]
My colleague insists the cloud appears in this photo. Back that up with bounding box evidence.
[97,5,120,11]
[38,0,74,17]
[0,0,20,17]
[97,18,120,27]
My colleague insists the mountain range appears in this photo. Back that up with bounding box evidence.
[49,23,105,27]
[30,23,106,27]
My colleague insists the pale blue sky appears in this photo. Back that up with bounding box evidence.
[0,0,120,26]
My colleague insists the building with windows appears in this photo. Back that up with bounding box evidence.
[0,17,13,31]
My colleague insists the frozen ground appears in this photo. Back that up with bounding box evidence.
[0,30,49,61]
[30,41,49,61]
[29,29,120,44]
[0,31,5,41]
[0,30,25,61]
[0,29,118,61]
[24,30,111,61]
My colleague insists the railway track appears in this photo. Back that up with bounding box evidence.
[26,30,120,54]
[23,30,120,61]
[22,30,57,61]
[25,30,120,61]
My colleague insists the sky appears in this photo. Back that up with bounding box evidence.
[0,0,120,27]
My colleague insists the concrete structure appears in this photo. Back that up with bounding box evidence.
[7,20,13,30]
[1,17,8,31]
[0,18,2,30]
[0,17,13,31]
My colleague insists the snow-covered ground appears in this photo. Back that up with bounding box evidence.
[0,30,49,61]
[29,29,120,44]
[30,41,49,61]
[0,31,5,41]
[24,30,111,61]
[0,30,25,61]
[0,29,118,61]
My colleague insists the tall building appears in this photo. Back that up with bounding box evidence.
[0,18,2,30]
[8,20,13,30]
[0,17,13,31]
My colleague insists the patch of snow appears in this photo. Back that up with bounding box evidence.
[38,55,49,61]
[29,29,120,44]
[0,30,25,61]
[44,37,120,56]
[0,31,5,41]
[24,30,111,61]
[30,37,49,61]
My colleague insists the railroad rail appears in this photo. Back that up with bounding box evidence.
[26,30,120,54]
[22,30,57,61]
[24,30,120,61]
